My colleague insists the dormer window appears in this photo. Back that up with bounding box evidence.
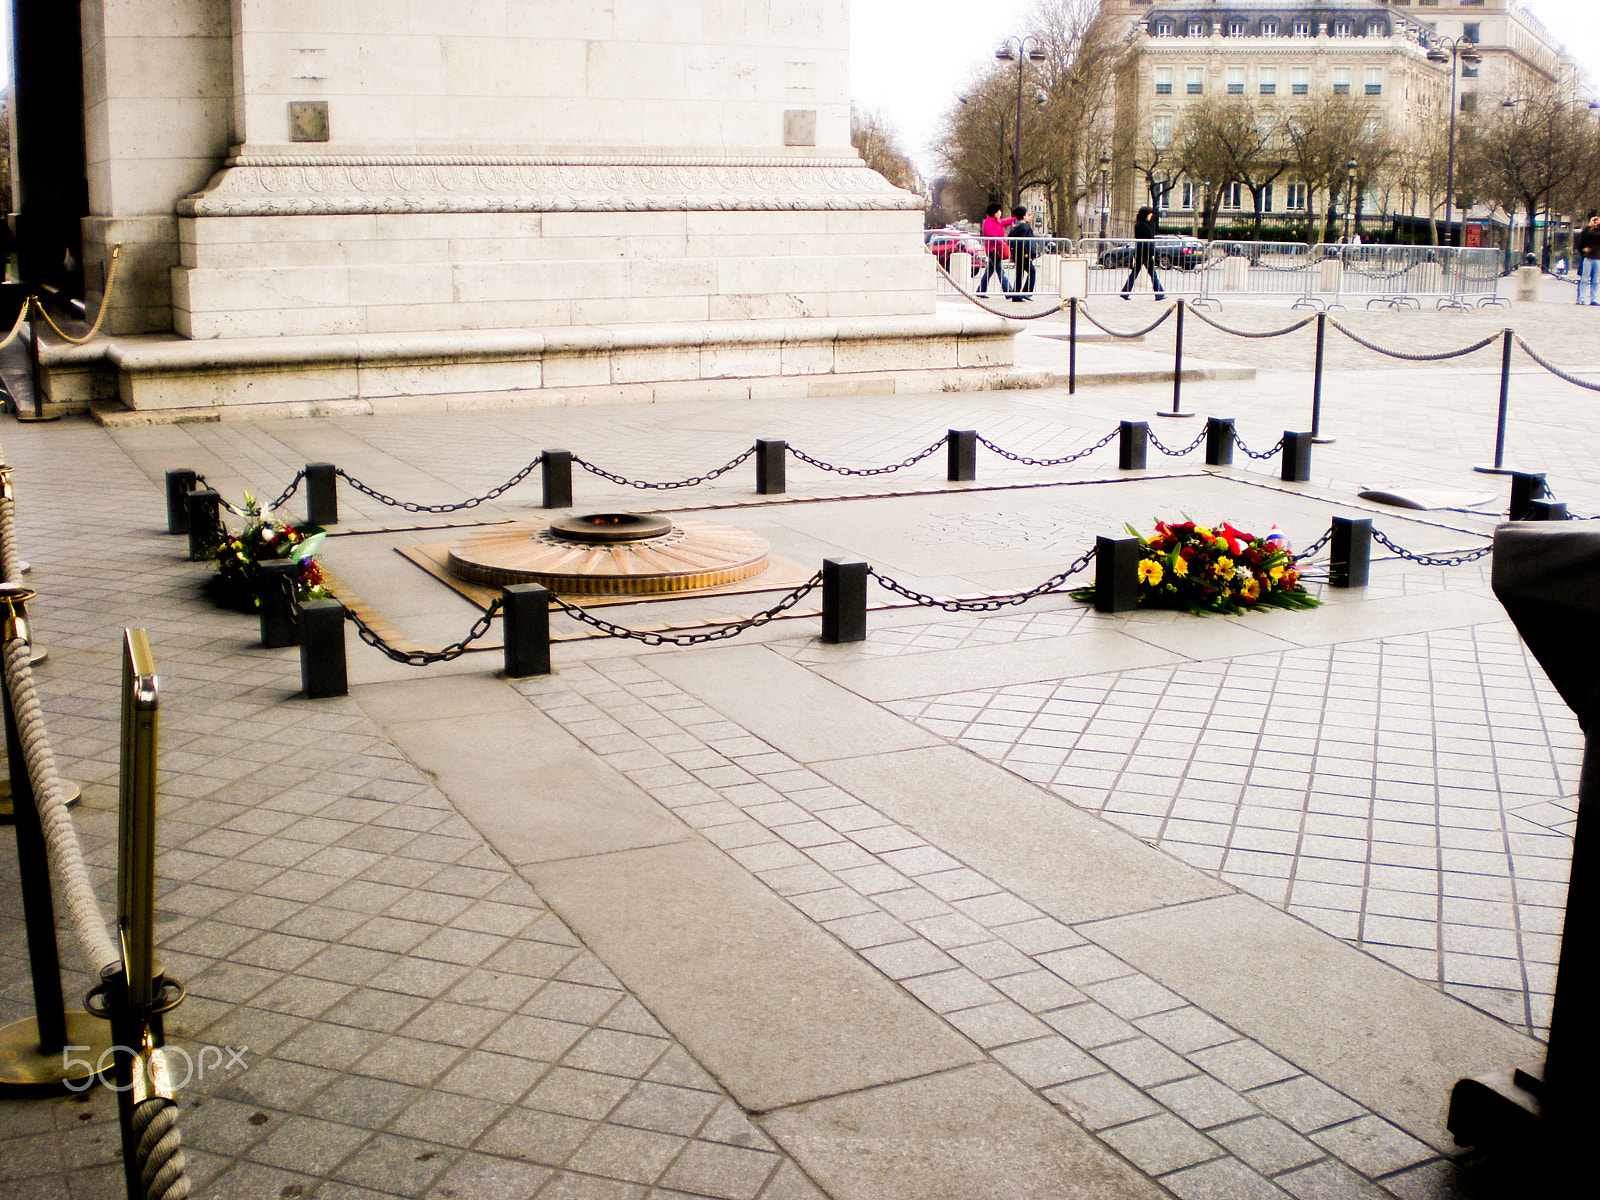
[1367,20,1386,37]
[1227,21,1245,37]
[1334,21,1352,38]
[1188,20,1205,38]
[1261,20,1278,37]
[1153,20,1173,37]
[1293,20,1312,37]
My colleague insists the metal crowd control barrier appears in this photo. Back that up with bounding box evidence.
[1076,237,1209,299]
[931,236,1067,301]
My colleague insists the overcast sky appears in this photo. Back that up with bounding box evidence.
[851,0,1600,177]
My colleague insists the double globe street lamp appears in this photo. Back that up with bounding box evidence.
[995,37,1048,210]
[1426,36,1482,246]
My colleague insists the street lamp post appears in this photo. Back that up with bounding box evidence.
[1426,36,1482,247]
[996,37,1048,210]
[1344,159,1358,241]
[1099,154,1111,238]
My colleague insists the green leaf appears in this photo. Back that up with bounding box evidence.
[291,532,326,561]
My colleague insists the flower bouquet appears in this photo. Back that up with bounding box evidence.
[1072,520,1318,616]
[205,492,331,611]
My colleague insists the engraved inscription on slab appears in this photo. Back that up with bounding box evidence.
[783,109,817,147]
[288,101,330,143]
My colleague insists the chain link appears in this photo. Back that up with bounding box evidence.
[1370,526,1492,567]
[1514,335,1600,393]
[271,470,307,513]
[977,428,1118,467]
[867,545,1096,612]
[1148,427,1207,457]
[1231,432,1285,461]
[336,456,544,514]
[787,436,948,477]
[1327,318,1499,363]
[1297,526,1333,560]
[572,446,756,491]
[548,575,823,646]
[344,599,503,665]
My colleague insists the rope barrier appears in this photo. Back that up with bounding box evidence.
[1185,308,1317,340]
[1077,302,1179,340]
[1326,318,1500,363]
[1,635,119,973]
[0,296,34,353]
[789,436,948,477]
[933,261,1072,320]
[31,245,124,345]
[867,546,1096,612]
[1514,335,1600,393]
[130,1096,191,1200]
[549,574,822,645]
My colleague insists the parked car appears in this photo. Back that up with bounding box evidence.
[924,227,985,273]
[1095,235,1205,272]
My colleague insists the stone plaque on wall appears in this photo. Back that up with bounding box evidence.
[783,110,818,147]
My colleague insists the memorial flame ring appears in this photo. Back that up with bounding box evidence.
[446,515,771,595]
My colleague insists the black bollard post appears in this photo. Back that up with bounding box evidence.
[1281,431,1312,483]
[1526,500,1569,521]
[298,599,348,698]
[1094,536,1141,613]
[755,440,787,495]
[1204,418,1235,467]
[1118,421,1148,471]
[305,462,338,526]
[1510,472,1548,521]
[947,431,977,482]
[1493,329,1512,471]
[542,451,573,510]
[1068,297,1078,395]
[1165,299,1188,417]
[821,559,868,644]
[186,489,222,560]
[258,561,302,648]
[502,584,552,678]
[165,469,197,534]
[1329,517,1372,588]
[1310,312,1332,444]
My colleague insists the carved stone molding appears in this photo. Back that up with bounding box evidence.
[178,156,922,217]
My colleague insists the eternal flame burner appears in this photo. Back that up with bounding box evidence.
[446,513,770,595]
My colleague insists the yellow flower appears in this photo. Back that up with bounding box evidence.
[1213,555,1233,578]
[1195,526,1212,539]
[1138,559,1164,586]
[1269,564,1285,582]
[1172,555,1189,577]
[1241,578,1261,602]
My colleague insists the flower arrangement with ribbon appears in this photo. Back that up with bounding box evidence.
[1072,520,1318,615]
[207,493,331,610]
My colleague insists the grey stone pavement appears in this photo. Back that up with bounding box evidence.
[3,279,1599,1198]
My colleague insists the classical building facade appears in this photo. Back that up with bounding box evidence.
[1109,1,1582,234]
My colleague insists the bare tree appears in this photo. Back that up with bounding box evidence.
[1172,99,1240,238]
[1281,94,1381,243]
[851,105,922,195]
[1466,92,1593,260]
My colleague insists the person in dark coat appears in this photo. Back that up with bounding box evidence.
[1007,205,1036,301]
[1121,205,1166,300]
[1578,210,1600,306]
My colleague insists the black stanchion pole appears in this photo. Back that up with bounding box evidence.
[755,440,786,495]
[1094,536,1140,613]
[185,489,222,561]
[305,463,338,526]
[821,559,868,644]
[1069,297,1077,395]
[1310,312,1332,444]
[1281,431,1313,483]
[502,585,552,678]
[298,600,348,699]
[1118,421,1149,471]
[1166,300,1187,417]
[165,470,197,535]
[542,451,573,510]
[1329,517,1371,588]
[1204,418,1234,467]
[946,431,976,482]
[1475,329,1517,476]
[257,562,301,649]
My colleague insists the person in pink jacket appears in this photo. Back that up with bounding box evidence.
[978,202,1014,296]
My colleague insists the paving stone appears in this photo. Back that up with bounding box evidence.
[1100,1113,1224,1176]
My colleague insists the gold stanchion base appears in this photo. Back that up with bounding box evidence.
[0,777,82,823]
[0,1011,114,1089]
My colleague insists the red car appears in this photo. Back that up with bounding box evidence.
[925,227,985,274]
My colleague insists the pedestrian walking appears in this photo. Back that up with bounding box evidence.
[978,202,1013,297]
[1121,206,1165,300]
[1007,205,1036,302]
[1578,210,1600,306]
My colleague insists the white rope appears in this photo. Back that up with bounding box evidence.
[132,1097,191,1200]
[2,636,119,973]
[0,494,19,582]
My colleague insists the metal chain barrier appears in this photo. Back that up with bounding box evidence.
[1186,308,1317,339]
[573,446,756,491]
[977,428,1118,468]
[549,574,823,646]
[1297,525,1334,561]
[336,456,543,514]
[1371,526,1492,567]
[270,470,306,513]
[788,435,948,477]
[1514,335,1600,393]
[1148,426,1208,457]
[343,599,502,665]
[30,244,124,345]
[1077,301,1179,339]
[867,545,1096,612]
[1232,432,1285,461]
[1327,318,1500,363]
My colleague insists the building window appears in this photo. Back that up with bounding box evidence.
[1362,116,1381,139]
[1293,20,1311,37]
[1182,181,1195,210]
[1155,67,1173,94]
[1367,20,1386,38]
[1228,67,1245,95]
[1292,67,1309,95]
[1154,21,1173,37]
[1286,182,1307,211]
[1333,67,1351,95]
[1462,62,1479,79]
[1259,67,1277,95]
[1334,21,1351,37]
[1227,21,1245,37]
[1187,67,1204,95]
[1263,184,1274,214]
[1188,20,1205,37]
[1365,68,1383,96]
[1461,93,1477,113]
[1463,23,1480,44]
[1152,114,1173,148]
[1222,182,1243,210]
[1261,20,1278,37]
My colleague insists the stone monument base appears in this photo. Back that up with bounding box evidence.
[37,311,1019,425]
